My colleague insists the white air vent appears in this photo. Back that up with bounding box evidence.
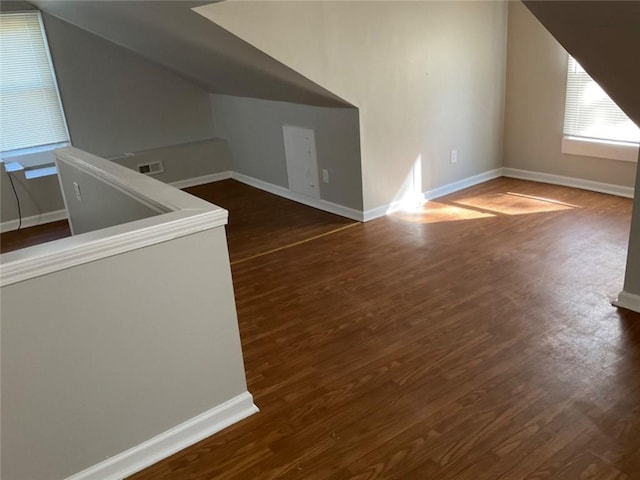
[137,161,164,176]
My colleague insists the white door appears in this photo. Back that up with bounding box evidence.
[283,125,320,199]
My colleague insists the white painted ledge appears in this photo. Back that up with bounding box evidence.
[613,290,640,314]
[65,391,258,480]
[0,147,228,287]
[562,136,639,163]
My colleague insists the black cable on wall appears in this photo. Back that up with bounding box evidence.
[7,172,23,230]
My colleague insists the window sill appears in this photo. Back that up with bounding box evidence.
[562,136,639,163]
[1,142,69,178]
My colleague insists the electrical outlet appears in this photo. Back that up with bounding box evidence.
[322,169,329,183]
[73,181,82,202]
[450,150,458,164]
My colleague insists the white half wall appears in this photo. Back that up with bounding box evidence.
[1,148,254,480]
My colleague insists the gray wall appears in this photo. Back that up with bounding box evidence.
[1,10,218,225]
[111,139,232,185]
[1,226,248,479]
[43,13,214,159]
[212,94,364,210]
[502,1,637,186]
[0,172,66,227]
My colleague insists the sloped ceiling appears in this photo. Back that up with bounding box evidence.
[30,0,351,108]
[523,0,640,126]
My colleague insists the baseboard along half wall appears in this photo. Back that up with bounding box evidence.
[613,290,640,314]
[65,392,259,480]
[169,171,232,190]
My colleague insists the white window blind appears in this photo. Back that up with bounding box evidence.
[0,11,69,154]
[564,56,640,144]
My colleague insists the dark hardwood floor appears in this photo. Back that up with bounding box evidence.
[185,180,355,263]
[0,219,71,254]
[133,178,639,479]
[4,178,640,478]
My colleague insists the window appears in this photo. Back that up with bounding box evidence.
[0,11,69,161]
[562,56,639,162]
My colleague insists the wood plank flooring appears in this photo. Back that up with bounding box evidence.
[0,219,70,254]
[129,178,640,479]
[3,178,640,478]
[185,180,355,263]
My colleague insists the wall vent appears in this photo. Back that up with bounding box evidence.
[137,161,164,175]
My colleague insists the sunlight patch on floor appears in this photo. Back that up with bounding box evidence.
[452,192,577,216]
[390,201,494,224]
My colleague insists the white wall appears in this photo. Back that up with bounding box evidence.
[195,1,508,212]
[1,147,253,480]
[502,1,637,186]
[212,94,363,210]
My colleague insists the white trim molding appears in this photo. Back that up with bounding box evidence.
[232,172,364,222]
[613,290,640,314]
[1,209,226,287]
[169,171,232,190]
[502,168,635,199]
[65,392,259,480]
[1,147,229,287]
[363,168,503,222]
[0,208,67,233]
[0,172,233,233]
[424,168,503,202]
[363,204,390,222]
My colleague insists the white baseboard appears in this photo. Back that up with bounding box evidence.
[363,168,503,222]
[502,168,635,198]
[65,392,259,480]
[0,209,67,233]
[425,168,503,201]
[170,171,232,190]
[363,205,390,222]
[613,290,640,314]
[232,172,364,221]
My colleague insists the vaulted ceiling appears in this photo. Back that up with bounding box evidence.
[30,0,351,108]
